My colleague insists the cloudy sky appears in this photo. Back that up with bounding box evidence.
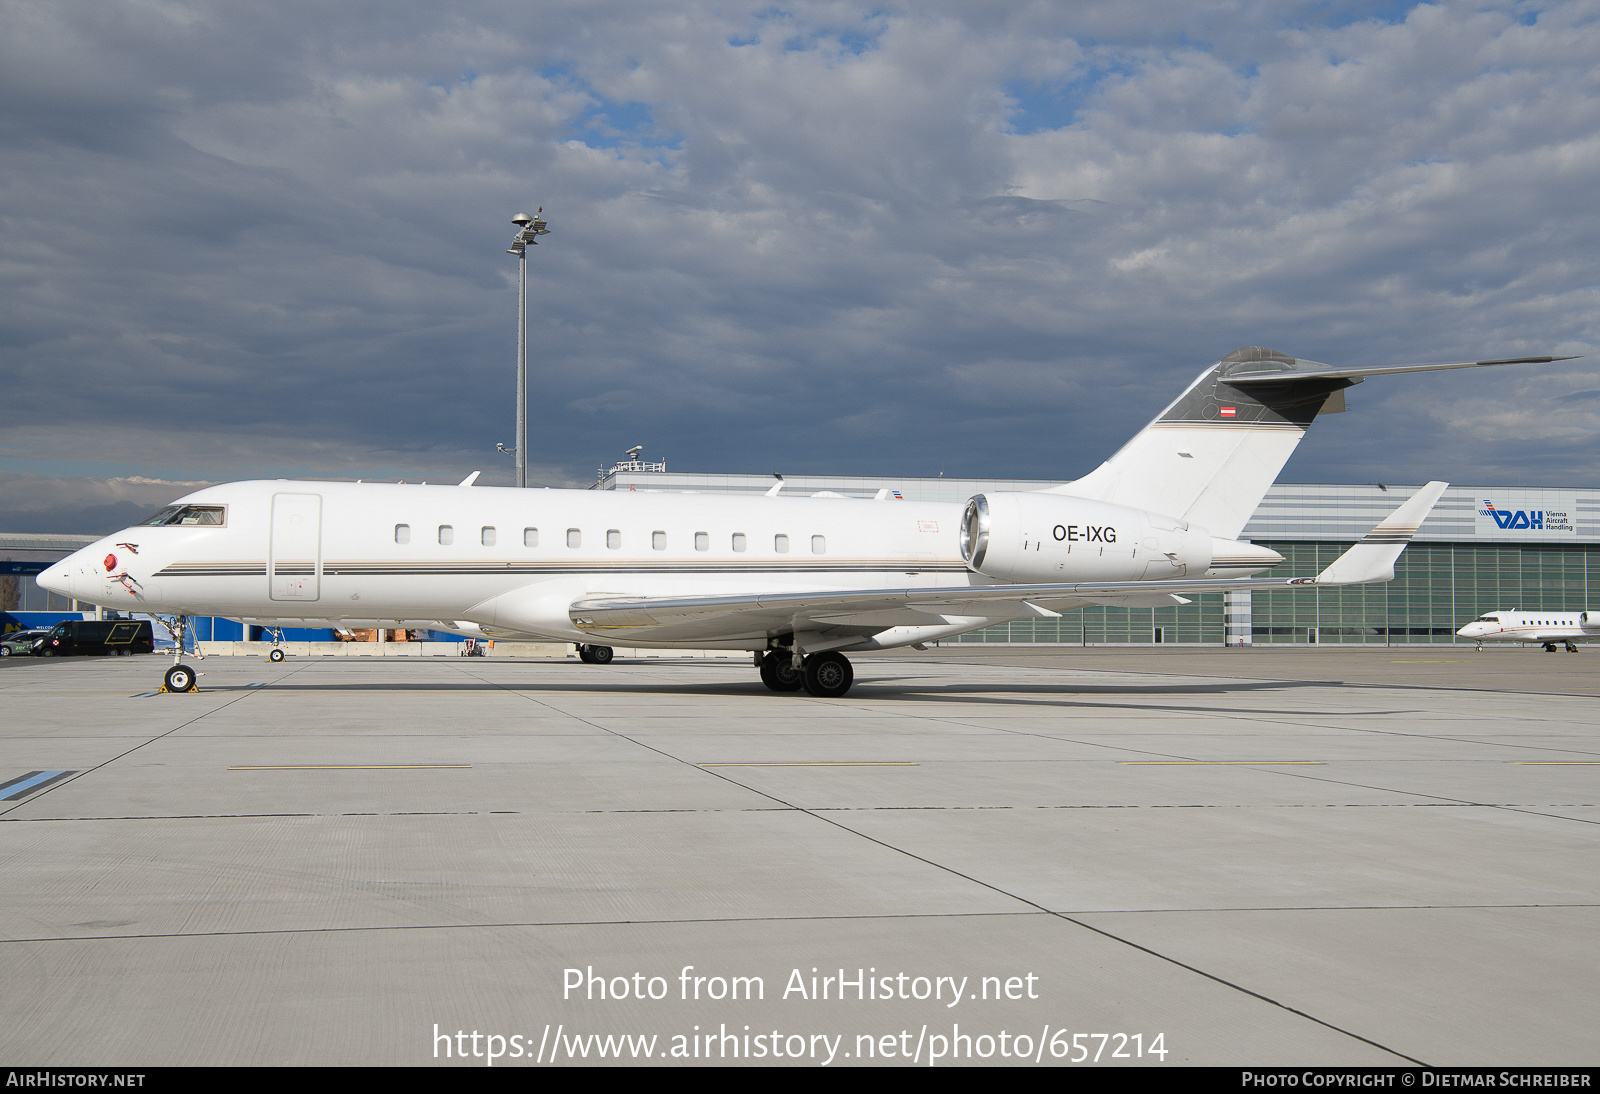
[2,1,1597,533]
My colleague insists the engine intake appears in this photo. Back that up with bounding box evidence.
[960,493,1213,584]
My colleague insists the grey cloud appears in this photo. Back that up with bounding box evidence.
[1,1,1597,535]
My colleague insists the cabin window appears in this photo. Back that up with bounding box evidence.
[695,532,709,551]
[732,533,746,552]
[812,535,826,555]
[607,529,621,549]
[438,525,454,545]
[652,531,667,551]
[774,534,789,554]
[481,526,496,547]
[394,524,410,544]
[567,528,581,548]
[524,527,538,547]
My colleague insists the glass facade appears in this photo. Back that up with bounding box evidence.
[952,542,1600,645]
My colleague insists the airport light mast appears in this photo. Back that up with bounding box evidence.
[506,210,550,488]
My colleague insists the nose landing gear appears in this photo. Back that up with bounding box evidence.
[157,615,202,693]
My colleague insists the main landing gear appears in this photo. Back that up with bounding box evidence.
[758,650,854,698]
[1542,642,1580,653]
[577,644,614,664]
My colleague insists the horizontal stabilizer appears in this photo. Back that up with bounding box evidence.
[1222,355,1577,386]
[1313,481,1448,586]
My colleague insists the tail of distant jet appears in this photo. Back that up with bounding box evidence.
[1048,346,1573,540]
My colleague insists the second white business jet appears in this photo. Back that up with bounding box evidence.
[39,347,1571,696]
[1456,612,1599,652]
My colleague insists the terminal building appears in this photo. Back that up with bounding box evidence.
[4,474,1596,648]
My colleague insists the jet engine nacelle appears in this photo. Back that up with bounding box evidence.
[961,493,1213,583]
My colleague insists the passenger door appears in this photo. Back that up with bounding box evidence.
[269,493,322,601]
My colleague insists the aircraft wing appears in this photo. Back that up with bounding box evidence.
[569,483,1449,644]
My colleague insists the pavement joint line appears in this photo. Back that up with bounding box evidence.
[898,656,1600,702]
[5,902,1599,949]
[0,910,1051,946]
[697,762,919,767]
[1118,760,1325,765]
[225,765,474,770]
[8,801,1596,824]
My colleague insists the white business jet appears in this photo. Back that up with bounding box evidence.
[1456,612,1600,653]
[39,347,1571,696]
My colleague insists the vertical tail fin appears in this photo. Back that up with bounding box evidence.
[1048,347,1355,538]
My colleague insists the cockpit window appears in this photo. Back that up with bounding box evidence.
[1474,615,1500,622]
[139,505,226,527]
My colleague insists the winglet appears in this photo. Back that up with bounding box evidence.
[458,471,482,487]
[1315,481,1448,586]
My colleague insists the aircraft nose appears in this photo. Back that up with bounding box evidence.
[37,558,73,597]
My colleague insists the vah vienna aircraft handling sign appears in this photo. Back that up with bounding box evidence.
[1474,492,1579,538]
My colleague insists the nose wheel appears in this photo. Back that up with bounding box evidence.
[269,648,286,663]
[163,664,196,693]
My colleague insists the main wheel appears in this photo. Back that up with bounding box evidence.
[802,651,854,698]
[759,652,804,692]
[577,645,596,663]
[269,648,285,663]
[1544,643,1558,652]
[588,645,614,664]
[164,664,196,693]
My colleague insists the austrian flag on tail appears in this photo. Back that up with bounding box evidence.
[1220,406,1236,417]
